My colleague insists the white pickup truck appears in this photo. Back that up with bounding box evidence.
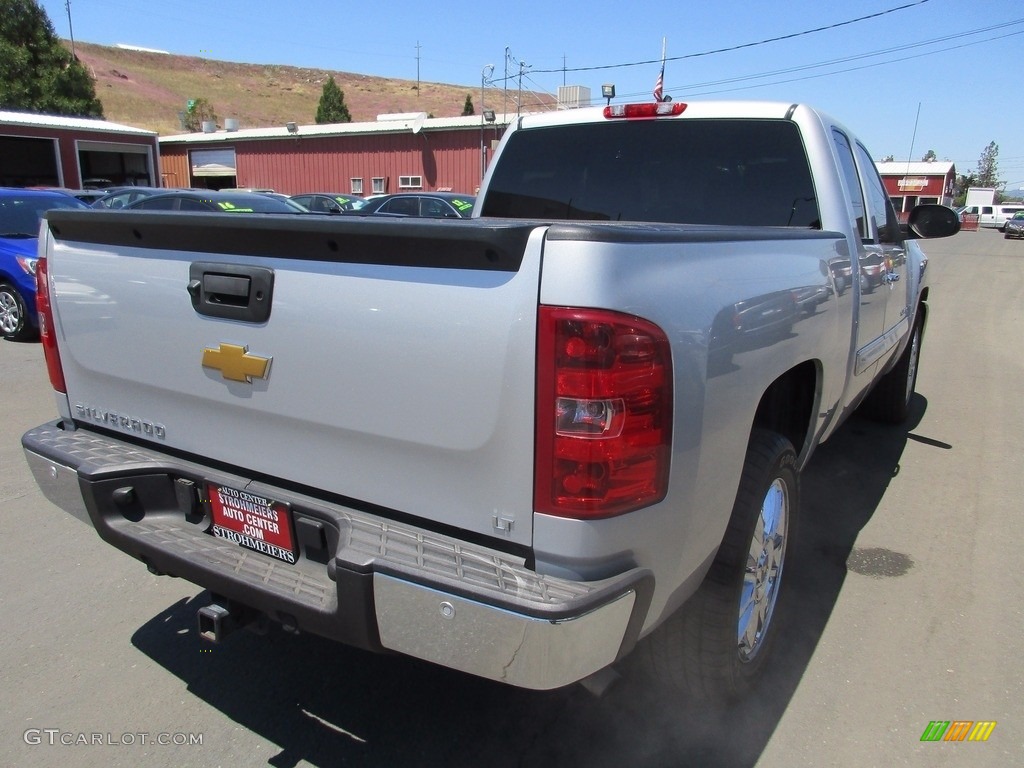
[22,100,958,699]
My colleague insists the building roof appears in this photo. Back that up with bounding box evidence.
[875,160,955,176]
[0,109,157,136]
[158,113,517,145]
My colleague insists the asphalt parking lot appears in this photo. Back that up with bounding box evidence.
[1,227,1021,767]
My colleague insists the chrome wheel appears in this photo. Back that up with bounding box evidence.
[737,477,789,663]
[0,286,24,337]
[0,287,22,336]
[646,430,799,699]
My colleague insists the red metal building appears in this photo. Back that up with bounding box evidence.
[158,113,507,195]
[875,160,956,215]
[0,109,161,189]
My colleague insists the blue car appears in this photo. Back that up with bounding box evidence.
[0,189,90,341]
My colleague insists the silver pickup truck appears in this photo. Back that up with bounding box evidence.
[22,101,958,699]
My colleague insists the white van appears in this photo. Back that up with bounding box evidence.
[961,203,1024,230]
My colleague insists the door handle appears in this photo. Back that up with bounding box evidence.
[189,262,274,322]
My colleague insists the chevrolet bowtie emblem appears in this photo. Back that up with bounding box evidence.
[202,343,272,383]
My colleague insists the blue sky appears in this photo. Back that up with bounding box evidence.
[40,0,1024,188]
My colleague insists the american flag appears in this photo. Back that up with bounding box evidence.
[653,63,664,102]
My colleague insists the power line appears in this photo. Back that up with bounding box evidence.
[587,22,1023,105]
[528,0,933,77]
[670,20,1024,94]
[669,28,1024,100]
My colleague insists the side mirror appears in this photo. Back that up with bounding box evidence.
[901,204,960,239]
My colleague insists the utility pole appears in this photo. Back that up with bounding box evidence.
[503,46,509,118]
[517,60,527,116]
[65,0,76,59]
[415,41,421,96]
[481,64,494,181]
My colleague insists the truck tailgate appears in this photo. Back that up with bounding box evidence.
[43,211,544,547]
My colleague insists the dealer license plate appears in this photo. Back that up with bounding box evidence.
[207,483,297,564]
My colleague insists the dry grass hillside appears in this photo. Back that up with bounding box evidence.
[71,41,540,136]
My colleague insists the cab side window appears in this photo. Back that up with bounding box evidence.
[832,129,868,241]
[854,141,901,244]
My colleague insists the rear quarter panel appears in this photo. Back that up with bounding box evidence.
[531,224,851,630]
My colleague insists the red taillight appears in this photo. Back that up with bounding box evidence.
[535,307,672,519]
[35,257,66,394]
[603,102,687,119]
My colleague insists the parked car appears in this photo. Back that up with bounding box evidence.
[351,192,475,218]
[859,251,887,292]
[28,187,108,205]
[260,192,295,203]
[92,186,170,209]
[290,193,368,214]
[1004,211,1024,239]
[830,257,854,294]
[0,188,90,341]
[124,190,307,213]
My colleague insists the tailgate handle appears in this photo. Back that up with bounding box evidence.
[189,262,274,323]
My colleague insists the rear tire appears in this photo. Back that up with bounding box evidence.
[647,430,798,701]
[861,315,922,424]
[0,283,35,342]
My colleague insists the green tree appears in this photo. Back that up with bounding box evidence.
[0,0,103,117]
[920,149,937,162]
[182,98,217,132]
[315,76,351,124]
[974,141,1001,191]
[953,173,978,205]
[462,94,474,116]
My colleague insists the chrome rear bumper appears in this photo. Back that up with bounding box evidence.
[23,421,650,689]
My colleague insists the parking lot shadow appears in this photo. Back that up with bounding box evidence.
[130,397,933,768]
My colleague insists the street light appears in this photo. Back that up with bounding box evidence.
[481,64,494,180]
[601,84,615,106]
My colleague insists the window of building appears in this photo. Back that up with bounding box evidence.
[398,175,423,189]
[189,147,237,189]
[0,136,60,186]
[371,177,387,194]
[351,178,363,195]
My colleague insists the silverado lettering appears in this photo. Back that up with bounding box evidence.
[74,404,166,439]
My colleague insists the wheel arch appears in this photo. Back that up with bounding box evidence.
[751,360,820,462]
